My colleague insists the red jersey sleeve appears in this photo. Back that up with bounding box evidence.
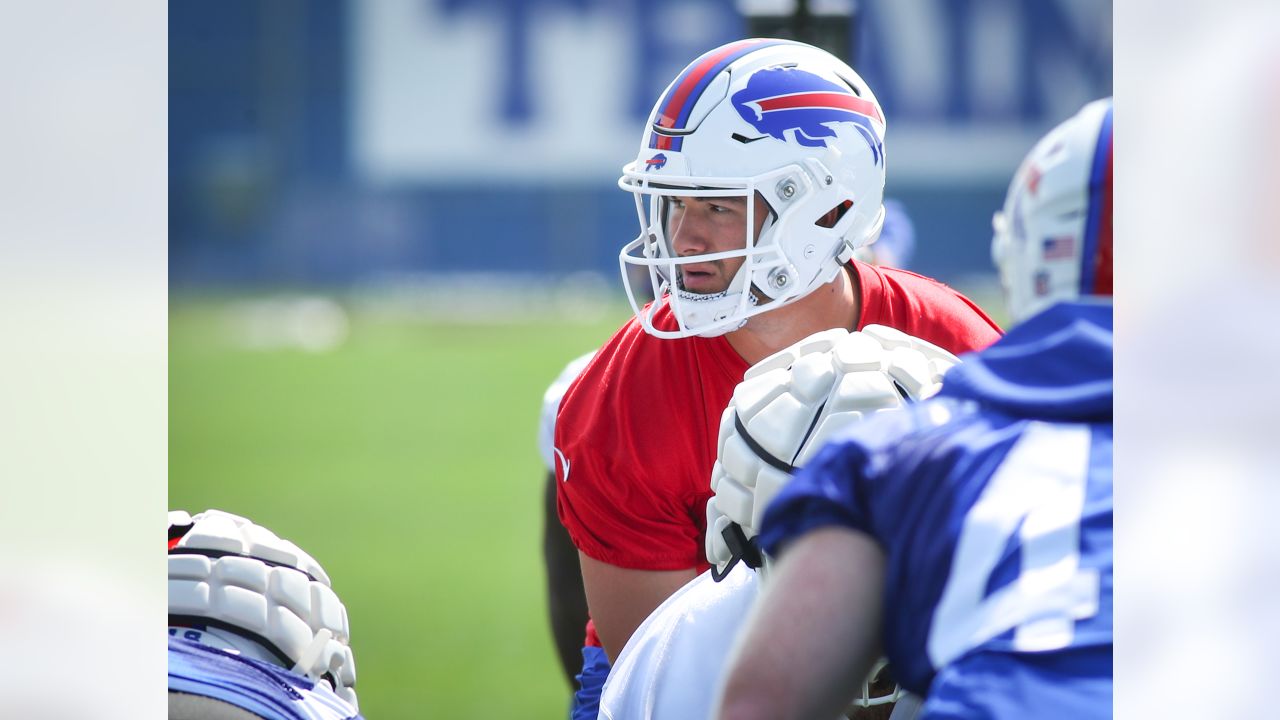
[853,261,1003,354]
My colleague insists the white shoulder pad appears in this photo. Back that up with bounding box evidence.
[705,328,959,574]
[169,508,359,710]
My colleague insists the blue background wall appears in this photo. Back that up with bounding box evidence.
[170,0,1112,289]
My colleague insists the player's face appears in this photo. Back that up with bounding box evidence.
[666,194,771,295]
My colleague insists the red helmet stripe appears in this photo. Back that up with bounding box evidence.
[753,91,883,123]
[1092,139,1113,296]
[649,39,792,151]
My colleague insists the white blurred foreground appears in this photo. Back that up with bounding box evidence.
[1120,2,1280,718]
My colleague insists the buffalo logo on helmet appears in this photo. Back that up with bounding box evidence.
[731,67,884,164]
[644,153,668,171]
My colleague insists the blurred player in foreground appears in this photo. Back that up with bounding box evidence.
[600,325,960,720]
[168,509,362,720]
[715,97,1114,720]
[553,38,1001,719]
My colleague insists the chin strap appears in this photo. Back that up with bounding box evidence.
[710,523,764,582]
[838,205,887,265]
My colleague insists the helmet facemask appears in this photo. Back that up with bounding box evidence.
[619,159,882,339]
[620,176,781,339]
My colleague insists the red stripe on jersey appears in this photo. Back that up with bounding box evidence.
[1092,141,1113,296]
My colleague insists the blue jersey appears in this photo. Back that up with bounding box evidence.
[759,302,1112,719]
[169,636,362,720]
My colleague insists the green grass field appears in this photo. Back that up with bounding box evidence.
[170,279,1003,719]
[170,296,631,719]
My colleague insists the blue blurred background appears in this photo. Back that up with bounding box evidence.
[170,0,1111,292]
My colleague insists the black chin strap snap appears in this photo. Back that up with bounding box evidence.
[711,522,765,582]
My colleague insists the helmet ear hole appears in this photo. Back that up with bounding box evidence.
[815,199,853,229]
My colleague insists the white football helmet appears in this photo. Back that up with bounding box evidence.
[992,98,1114,324]
[619,39,887,338]
[168,509,359,710]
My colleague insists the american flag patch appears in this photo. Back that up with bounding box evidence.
[1042,235,1075,260]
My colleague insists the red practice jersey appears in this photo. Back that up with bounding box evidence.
[554,262,1001,573]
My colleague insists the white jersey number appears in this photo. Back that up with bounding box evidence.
[927,422,1100,668]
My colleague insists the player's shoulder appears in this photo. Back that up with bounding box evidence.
[800,395,996,498]
[855,262,1003,353]
[168,635,297,690]
[543,350,597,407]
[566,305,693,393]
[808,394,945,459]
[761,396,999,553]
[169,638,362,720]
[866,262,988,313]
[538,350,598,471]
[877,396,1011,460]
[554,314,655,445]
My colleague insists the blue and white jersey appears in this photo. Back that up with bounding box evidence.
[169,636,362,720]
[759,301,1112,719]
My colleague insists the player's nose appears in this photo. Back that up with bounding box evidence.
[670,212,710,257]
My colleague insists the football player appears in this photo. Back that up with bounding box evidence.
[168,509,362,720]
[714,97,1114,720]
[539,184,919,704]
[553,38,1002,719]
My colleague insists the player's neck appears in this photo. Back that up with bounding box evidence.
[726,265,861,366]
